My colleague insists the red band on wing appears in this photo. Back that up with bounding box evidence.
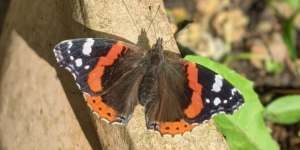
[186,62,198,82]
[106,42,128,59]
[87,41,128,92]
[157,119,198,136]
[98,57,114,66]
[184,62,204,118]
[88,66,105,92]
[84,94,119,123]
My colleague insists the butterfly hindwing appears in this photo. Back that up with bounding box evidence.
[54,38,146,124]
[144,58,244,136]
[144,58,198,136]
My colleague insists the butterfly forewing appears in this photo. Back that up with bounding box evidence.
[181,62,244,124]
[54,38,146,124]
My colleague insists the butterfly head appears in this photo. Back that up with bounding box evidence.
[151,38,164,54]
[148,38,164,66]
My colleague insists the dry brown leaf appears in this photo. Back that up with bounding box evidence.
[247,39,269,69]
[262,32,288,63]
[170,7,187,22]
[294,13,300,32]
[270,1,295,19]
[212,8,249,43]
[196,0,230,16]
[177,23,226,60]
[248,32,290,72]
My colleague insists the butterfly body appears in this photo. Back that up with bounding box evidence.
[54,38,244,136]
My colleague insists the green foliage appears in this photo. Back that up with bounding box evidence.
[223,53,263,67]
[264,61,285,73]
[184,55,279,150]
[266,0,300,10]
[285,0,300,10]
[283,12,300,78]
[298,131,300,137]
[264,95,300,124]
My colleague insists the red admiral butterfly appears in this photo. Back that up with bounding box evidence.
[54,38,244,137]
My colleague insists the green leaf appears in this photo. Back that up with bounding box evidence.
[184,55,279,150]
[264,95,300,124]
[283,13,297,61]
[298,131,300,137]
[285,0,300,10]
[264,61,284,73]
[283,12,300,78]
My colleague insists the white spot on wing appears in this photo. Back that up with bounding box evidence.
[68,41,73,49]
[214,97,221,106]
[70,56,74,60]
[87,104,92,110]
[65,67,71,72]
[224,100,228,104]
[93,112,100,118]
[212,84,221,92]
[163,134,172,137]
[211,111,225,118]
[212,75,223,92]
[191,126,199,131]
[82,38,94,56]
[67,50,70,54]
[174,134,181,138]
[71,73,76,80]
[191,122,200,125]
[75,58,82,67]
[183,132,190,136]
[206,99,210,103]
[101,118,109,124]
[231,88,237,95]
[76,83,81,89]
[85,65,90,69]
[239,103,245,109]
[216,75,223,80]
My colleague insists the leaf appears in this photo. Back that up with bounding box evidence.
[184,55,279,150]
[285,0,300,10]
[298,131,300,137]
[283,12,297,61]
[264,95,300,124]
[283,11,300,78]
[264,61,284,73]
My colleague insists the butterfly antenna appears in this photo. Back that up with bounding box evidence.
[123,0,139,34]
[163,20,193,46]
[146,5,160,34]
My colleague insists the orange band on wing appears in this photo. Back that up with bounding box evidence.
[186,62,198,82]
[188,81,202,92]
[98,57,115,66]
[184,62,204,118]
[157,119,198,136]
[184,91,203,118]
[85,94,119,123]
[87,41,127,92]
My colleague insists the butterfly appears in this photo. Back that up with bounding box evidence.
[53,38,244,137]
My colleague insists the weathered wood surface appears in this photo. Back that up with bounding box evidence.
[0,0,229,149]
